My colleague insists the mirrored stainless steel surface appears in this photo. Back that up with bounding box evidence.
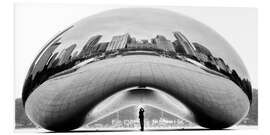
[22,8,252,131]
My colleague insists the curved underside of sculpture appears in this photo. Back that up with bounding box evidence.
[24,55,250,131]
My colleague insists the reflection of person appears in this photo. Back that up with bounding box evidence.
[139,108,144,131]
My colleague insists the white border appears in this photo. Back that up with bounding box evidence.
[1,0,267,135]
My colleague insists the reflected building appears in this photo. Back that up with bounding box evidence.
[90,42,109,54]
[127,38,157,49]
[57,49,66,66]
[78,35,102,58]
[97,42,109,52]
[71,51,78,61]
[58,44,77,65]
[47,52,59,69]
[173,32,196,57]
[90,44,98,53]
[215,57,231,73]
[153,35,175,52]
[50,58,60,69]
[106,33,131,51]
[127,37,138,48]
[30,38,61,79]
[141,39,148,44]
[192,42,212,56]
[130,37,136,44]
[193,42,212,63]
[173,40,187,55]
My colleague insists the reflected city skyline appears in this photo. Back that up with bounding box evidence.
[22,31,252,104]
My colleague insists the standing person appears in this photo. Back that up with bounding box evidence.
[139,107,145,131]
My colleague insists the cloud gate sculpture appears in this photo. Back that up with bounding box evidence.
[22,8,252,131]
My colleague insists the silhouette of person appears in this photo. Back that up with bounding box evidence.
[139,107,144,131]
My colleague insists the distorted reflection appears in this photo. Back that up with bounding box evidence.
[22,30,252,104]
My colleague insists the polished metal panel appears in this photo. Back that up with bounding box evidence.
[22,8,252,131]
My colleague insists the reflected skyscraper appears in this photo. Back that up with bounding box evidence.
[215,57,230,73]
[71,51,78,61]
[96,42,109,52]
[153,35,175,52]
[193,42,212,63]
[47,52,59,69]
[106,33,131,51]
[173,40,187,55]
[192,42,212,56]
[58,44,77,65]
[173,32,196,57]
[31,38,61,79]
[78,35,102,58]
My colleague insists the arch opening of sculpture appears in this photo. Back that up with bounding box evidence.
[22,8,252,131]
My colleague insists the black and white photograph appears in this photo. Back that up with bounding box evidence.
[13,3,259,134]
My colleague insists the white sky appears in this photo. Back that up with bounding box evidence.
[14,4,257,98]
